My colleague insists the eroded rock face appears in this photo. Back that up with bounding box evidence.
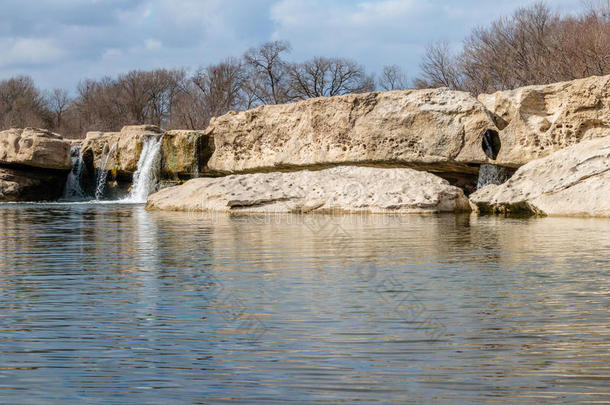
[0,128,72,201]
[470,136,610,217]
[161,130,214,179]
[206,89,498,177]
[478,74,610,167]
[81,125,162,178]
[0,167,67,202]
[81,126,214,180]
[0,128,72,170]
[146,166,472,214]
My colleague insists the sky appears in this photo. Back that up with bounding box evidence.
[0,0,585,91]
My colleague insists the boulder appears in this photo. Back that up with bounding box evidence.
[206,89,498,180]
[478,74,610,167]
[0,128,72,170]
[0,128,72,202]
[146,166,472,214]
[470,136,610,217]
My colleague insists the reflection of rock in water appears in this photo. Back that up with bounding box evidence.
[477,164,512,189]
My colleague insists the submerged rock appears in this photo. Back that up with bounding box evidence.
[479,74,610,167]
[206,88,498,180]
[470,136,610,217]
[146,166,471,214]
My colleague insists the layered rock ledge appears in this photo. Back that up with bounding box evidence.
[81,125,215,181]
[0,128,72,170]
[0,128,72,201]
[146,166,471,214]
[206,88,498,184]
[470,136,610,217]
[479,74,610,167]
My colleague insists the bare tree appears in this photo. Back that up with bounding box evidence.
[243,40,291,105]
[144,69,187,127]
[378,65,409,91]
[458,2,559,93]
[117,70,150,124]
[46,88,71,130]
[287,57,375,99]
[192,58,245,116]
[0,76,50,129]
[414,41,463,90]
[170,59,246,130]
[414,2,610,94]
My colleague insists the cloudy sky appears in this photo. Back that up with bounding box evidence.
[0,0,584,91]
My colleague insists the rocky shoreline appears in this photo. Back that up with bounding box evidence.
[1,74,610,217]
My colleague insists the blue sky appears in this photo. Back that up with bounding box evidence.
[0,0,584,90]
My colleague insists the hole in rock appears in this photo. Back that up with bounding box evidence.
[482,129,501,160]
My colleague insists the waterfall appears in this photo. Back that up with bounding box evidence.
[477,164,511,189]
[191,136,200,179]
[95,141,118,200]
[125,136,163,203]
[63,145,85,199]
[192,162,199,179]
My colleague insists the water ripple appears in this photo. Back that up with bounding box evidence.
[0,205,609,403]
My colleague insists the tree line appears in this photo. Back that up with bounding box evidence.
[0,41,407,138]
[1,2,609,138]
[415,1,610,94]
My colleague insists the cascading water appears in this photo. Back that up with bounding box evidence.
[95,141,118,200]
[477,164,511,189]
[124,135,163,203]
[63,145,85,199]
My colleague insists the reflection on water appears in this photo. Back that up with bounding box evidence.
[0,204,609,404]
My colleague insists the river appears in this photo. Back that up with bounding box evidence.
[0,203,608,403]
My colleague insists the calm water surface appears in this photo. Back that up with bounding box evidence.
[0,203,609,404]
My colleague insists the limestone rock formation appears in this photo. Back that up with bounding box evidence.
[206,88,498,179]
[0,128,72,170]
[81,126,214,180]
[161,130,215,179]
[478,74,610,167]
[470,136,610,217]
[146,166,472,214]
[0,128,72,201]
[81,125,163,178]
[0,167,67,202]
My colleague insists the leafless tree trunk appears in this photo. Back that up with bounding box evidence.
[243,40,291,105]
[287,57,375,99]
[378,65,409,91]
[414,41,463,90]
[46,88,71,130]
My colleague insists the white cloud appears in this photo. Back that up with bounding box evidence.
[350,0,417,24]
[0,38,65,67]
[0,0,586,90]
[101,48,123,60]
[145,39,162,51]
